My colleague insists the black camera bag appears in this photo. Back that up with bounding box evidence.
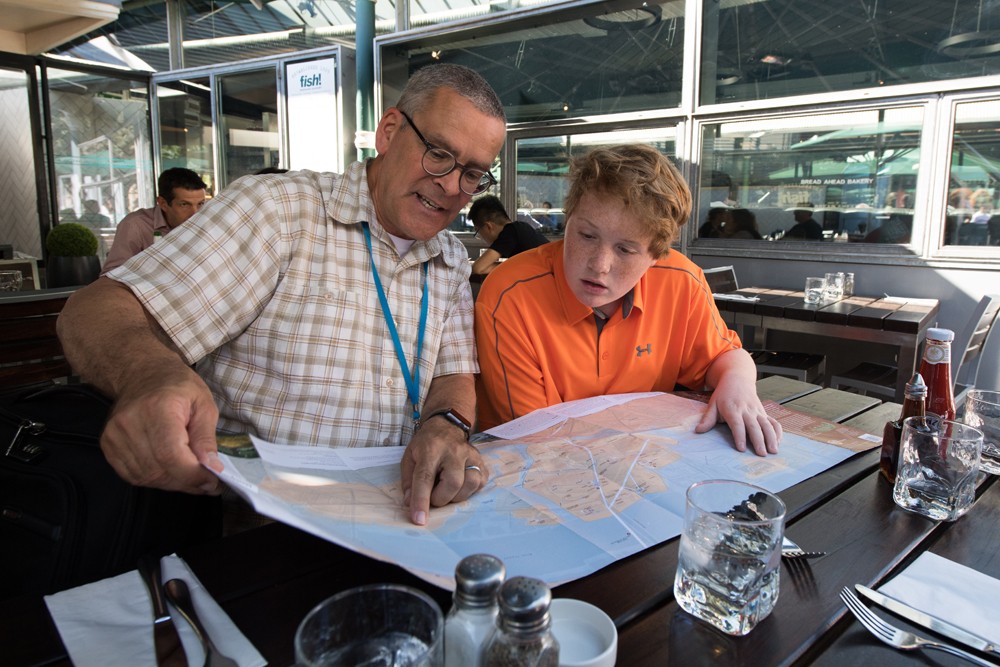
[0,383,221,600]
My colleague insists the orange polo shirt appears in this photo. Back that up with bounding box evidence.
[474,240,742,430]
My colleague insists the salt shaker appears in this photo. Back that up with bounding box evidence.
[444,554,506,667]
[483,576,559,667]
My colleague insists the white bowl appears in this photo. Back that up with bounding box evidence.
[550,598,618,667]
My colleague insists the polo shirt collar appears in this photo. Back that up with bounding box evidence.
[326,160,461,269]
[152,206,170,233]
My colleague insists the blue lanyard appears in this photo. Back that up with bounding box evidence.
[361,222,429,425]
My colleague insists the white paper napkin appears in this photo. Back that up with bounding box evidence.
[879,551,1000,645]
[44,554,266,667]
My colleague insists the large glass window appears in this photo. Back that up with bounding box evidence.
[382,0,686,123]
[700,0,1000,105]
[156,78,214,195]
[48,68,153,261]
[698,107,923,244]
[218,68,279,187]
[944,100,1000,247]
[514,127,679,230]
[0,67,40,257]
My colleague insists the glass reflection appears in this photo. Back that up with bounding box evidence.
[513,128,679,232]
[699,107,923,244]
[944,100,1000,247]
[156,78,214,196]
[49,69,153,261]
[701,0,1000,105]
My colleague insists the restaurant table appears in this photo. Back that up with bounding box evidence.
[4,380,997,667]
[714,288,940,402]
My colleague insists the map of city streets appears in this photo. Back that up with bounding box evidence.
[213,392,878,589]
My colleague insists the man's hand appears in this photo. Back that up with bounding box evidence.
[400,416,485,525]
[100,368,223,495]
[696,349,782,456]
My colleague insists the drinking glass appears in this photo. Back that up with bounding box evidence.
[674,480,785,636]
[842,272,855,297]
[0,270,23,292]
[295,584,444,666]
[823,272,844,302]
[804,277,826,304]
[893,415,983,521]
[964,390,1000,475]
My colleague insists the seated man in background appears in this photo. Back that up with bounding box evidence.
[58,63,507,526]
[784,204,823,240]
[469,195,549,276]
[475,144,781,456]
[101,168,208,274]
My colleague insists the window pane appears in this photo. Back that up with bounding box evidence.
[385,0,686,123]
[944,100,1000,247]
[699,107,923,244]
[218,68,279,188]
[515,127,679,229]
[701,0,1000,105]
[156,78,214,195]
[0,68,41,258]
[49,68,153,261]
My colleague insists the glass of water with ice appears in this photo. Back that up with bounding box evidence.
[295,584,444,666]
[964,390,1000,475]
[674,480,786,636]
[893,415,983,521]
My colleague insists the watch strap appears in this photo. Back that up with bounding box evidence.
[422,408,472,440]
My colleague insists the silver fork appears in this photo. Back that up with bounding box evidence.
[781,536,825,559]
[839,587,995,667]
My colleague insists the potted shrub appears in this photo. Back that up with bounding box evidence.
[45,222,101,288]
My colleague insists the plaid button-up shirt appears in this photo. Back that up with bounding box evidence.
[109,162,477,447]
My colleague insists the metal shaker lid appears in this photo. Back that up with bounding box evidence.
[454,554,506,608]
[496,576,552,631]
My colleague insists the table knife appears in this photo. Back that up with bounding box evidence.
[855,584,1000,658]
[138,555,189,667]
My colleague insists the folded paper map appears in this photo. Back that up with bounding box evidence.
[213,392,876,589]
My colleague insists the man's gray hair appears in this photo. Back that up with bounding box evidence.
[396,63,506,124]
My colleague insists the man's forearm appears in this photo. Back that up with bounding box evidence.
[56,277,189,397]
[422,373,476,428]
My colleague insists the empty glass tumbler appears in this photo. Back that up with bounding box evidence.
[893,415,983,521]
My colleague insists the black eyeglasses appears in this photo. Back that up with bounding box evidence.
[399,110,498,196]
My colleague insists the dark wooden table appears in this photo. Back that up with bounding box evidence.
[5,382,997,667]
[714,288,940,402]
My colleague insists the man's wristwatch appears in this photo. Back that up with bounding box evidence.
[421,408,472,441]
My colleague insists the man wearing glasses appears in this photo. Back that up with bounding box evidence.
[58,64,506,528]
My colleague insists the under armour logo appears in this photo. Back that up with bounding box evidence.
[636,344,652,357]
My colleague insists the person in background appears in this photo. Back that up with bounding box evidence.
[784,203,823,240]
[79,200,111,260]
[722,208,764,240]
[469,195,549,277]
[57,64,507,527]
[101,168,208,274]
[537,201,556,230]
[698,207,732,238]
[475,144,781,456]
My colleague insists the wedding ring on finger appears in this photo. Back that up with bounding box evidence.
[465,465,482,474]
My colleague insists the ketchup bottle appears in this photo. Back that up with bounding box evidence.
[917,327,956,421]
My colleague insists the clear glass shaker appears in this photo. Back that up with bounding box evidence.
[483,576,559,667]
[444,554,505,667]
